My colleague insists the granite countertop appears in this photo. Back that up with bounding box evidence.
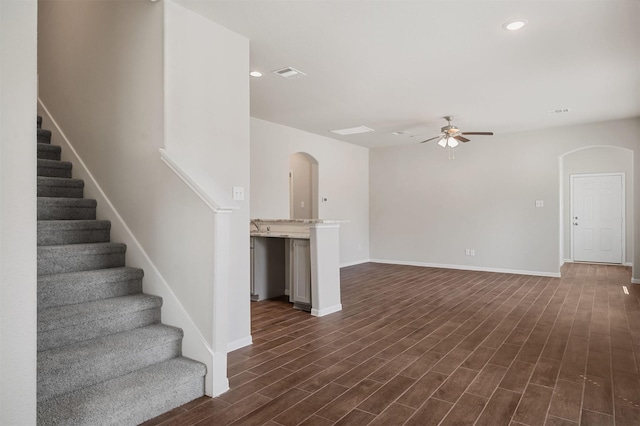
[250,219,347,224]
[250,231,310,239]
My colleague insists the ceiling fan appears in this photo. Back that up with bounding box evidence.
[415,116,494,148]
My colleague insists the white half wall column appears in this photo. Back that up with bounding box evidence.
[310,224,342,316]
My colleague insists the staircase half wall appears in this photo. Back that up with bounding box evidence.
[38,102,229,396]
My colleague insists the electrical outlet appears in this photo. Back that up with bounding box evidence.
[470,249,475,256]
[465,249,470,256]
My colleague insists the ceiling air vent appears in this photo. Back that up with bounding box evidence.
[272,67,307,79]
[547,108,571,114]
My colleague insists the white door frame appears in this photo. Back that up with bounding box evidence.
[570,172,625,264]
[289,169,294,219]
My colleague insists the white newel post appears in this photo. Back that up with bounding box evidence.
[309,223,343,317]
[211,210,232,396]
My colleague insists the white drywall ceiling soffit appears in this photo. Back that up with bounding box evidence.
[330,126,375,136]
[176,1,640,149]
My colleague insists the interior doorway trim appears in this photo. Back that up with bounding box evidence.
[569,172,625,264]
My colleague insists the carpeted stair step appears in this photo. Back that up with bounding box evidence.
[37,324,185,402]
[38,197,97,220]
[38,176,84,198]
[38,294,162,351]
[36,356,206,426]
[38,115,42,129]
[38,220,111,246]
[37,159,72,178]
[37,143,61,161]
[38,128,52,144]
[38,242,126,275]
[38,267,144,309]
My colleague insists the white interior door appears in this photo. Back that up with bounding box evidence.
[571,174,623,264]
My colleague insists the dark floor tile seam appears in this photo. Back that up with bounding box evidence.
[457,275,553,357]
[392,276,536,381]
[471,387,523,426]
[448,274,539,335]
[350,275,514,362]
[542,272,591,426]
[577,276,610,422]
[445,273,529,333]
[408,274,536,353]
[492,274,585,426]
[381,276,548,393]
[343,270,471,310]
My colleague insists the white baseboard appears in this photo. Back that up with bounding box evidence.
[340,259,370,268]
[632,278,640,284]
[623,262,633,267]
[311,304,343,317]
[227,335,253,353]
[370,259,561,278]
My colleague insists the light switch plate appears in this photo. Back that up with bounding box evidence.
[233,186,245,201]
[535,200,544,208]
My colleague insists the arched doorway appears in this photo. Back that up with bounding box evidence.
[289,152,319,219]
[559,146,633,266]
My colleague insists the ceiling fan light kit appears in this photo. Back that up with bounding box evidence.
[418,116,494,158]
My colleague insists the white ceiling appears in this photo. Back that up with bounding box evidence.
[178,0,640,149]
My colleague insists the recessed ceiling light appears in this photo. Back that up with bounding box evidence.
[503,19,528,31]
[330,126,374,136]
[249,71,263,78]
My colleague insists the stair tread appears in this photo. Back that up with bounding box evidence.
[38,197,96,207]
[38,324,185,402]
[38,266,143,285]
[38,294,162,332]
[38,242,126,257]
[38,324,181,360]
[37,159,72,169]
[37,357,205,426]
[37,176,84,187]
[37,143,60,152]
[38,267,144,310]
[38,220,110,231]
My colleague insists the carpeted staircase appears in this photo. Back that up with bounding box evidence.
[36,115,206,425]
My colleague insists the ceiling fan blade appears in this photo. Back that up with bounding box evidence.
[419,136,442,144]
[454,135,470,143]
[462,132,494,136]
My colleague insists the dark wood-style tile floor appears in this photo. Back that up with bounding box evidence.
[143,262,640,426]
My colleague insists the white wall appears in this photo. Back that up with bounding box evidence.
[290,153,315,219]
[251,118,370,266]
[0,0,37,423]
[37,0,230,393]
[562,146,633,263]
[370,118,639,279]
[165,0,251,350]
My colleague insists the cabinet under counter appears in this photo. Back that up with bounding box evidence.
[250,235,311,312]
[250,219,343,317]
